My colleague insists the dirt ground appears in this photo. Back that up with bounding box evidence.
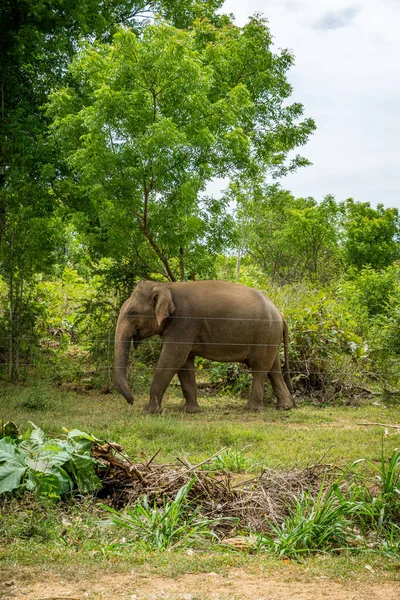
[2,569,400,600]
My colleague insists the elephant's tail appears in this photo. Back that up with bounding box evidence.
[282,318,293,393]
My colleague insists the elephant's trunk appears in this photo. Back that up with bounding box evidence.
[114,318,134,404]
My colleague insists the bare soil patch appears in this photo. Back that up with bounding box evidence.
[2,569,400,600]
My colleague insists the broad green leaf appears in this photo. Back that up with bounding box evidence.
[28,423,46,445]
[0,462,27,494]
[67,429,98,442]
[0,438,20,463]
[66,454,101,493]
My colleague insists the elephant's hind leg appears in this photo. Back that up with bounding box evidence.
[178,355,200,413]
[246,361,268,411]
[268,354,294,410]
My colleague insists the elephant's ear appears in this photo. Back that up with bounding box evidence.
[153,286,175,326]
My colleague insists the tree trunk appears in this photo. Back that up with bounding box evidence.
[236,244,242,282]
[179,247,185,281]
[8,230,14,381]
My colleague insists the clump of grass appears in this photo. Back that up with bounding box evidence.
[19,389,53,411]
[256,445,400,559]
[204,443,264,473]
[343,445,400,539]
[100,479,227,551]
[256,483,363,558]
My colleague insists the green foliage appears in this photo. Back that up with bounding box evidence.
[0,423,101,500]
[231,184,341,285]
[269,284,366,395]
[199,360,252,396]
[47,16,314,282]
[204,443,263,473]
[341,200,400,270]
[340,264,400,389]
[343,446,400,538]
[256,484,362,558]
[341,264,400,319]
[257,447,400,559]
[101,479,223,550]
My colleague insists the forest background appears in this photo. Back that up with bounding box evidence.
[1,0,399,402]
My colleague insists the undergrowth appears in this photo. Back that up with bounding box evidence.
[100,479,229,551]
[1,417,400,566]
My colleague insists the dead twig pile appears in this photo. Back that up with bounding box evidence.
[92,442,340,533]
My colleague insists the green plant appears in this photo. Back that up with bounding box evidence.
[0,423,101,500]
[204,443,264,473]
[256,483,363,558]
[342,446,400,537]
[274,286,367,396]
[101,479,224,551]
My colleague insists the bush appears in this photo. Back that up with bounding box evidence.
[270,284,367,397]
[340,264,400,390]
[0,423,101,500]
[340,264,400,319]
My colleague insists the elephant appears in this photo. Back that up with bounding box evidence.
[114,280,294,413]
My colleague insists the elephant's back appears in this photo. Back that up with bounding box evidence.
[169,280,280,322]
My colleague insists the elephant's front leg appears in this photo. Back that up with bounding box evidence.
[145,344,190,414]
[178,355,200,413]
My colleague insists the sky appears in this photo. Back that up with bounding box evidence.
[211,0,400,209]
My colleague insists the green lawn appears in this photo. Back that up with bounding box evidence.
[1,380,399,468]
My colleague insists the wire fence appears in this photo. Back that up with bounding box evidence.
[0,320,398,387]
[0,343,398,377]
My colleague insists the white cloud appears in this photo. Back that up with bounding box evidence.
[218,0,400,209]
[313,6,360,30]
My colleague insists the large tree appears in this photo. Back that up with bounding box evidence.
[341,200,400,270]
[232,183,340,284]
[48,16,315,281]
[1,0,225,377]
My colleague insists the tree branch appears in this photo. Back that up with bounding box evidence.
[136,214,176,282]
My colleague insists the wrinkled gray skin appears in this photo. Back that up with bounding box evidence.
[114,280,294,413]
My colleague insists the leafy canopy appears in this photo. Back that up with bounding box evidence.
[341,200,400,270]
[48,16,315,281]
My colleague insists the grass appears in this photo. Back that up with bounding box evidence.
[1,380,399,468]
[1,379,400,582]
[255,450,400,559]
[101,479,225,551]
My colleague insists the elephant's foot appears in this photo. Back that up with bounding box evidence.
[245,402,264,412]
[182,403,201,414]
[144,402,162,414]
[276,398,294,411]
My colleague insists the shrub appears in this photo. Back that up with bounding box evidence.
[0,423,101,500]
[271,284,367,396]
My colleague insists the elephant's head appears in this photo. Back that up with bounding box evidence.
[114,281,175,404]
